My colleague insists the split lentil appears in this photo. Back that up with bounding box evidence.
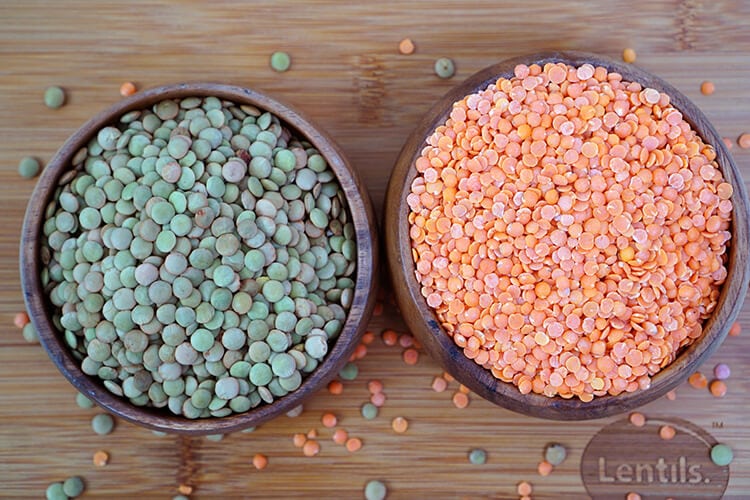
[659,425,676,440]
[40,96,357,417]
[252,453,268,470]
[738,133,750,149]
[346,437,363,452]
[333,428,348,444]
[93,450,109,466]
[398,38,415,55]
[729,321,741,336]
[391,416,409,433]
[629,412,646,427]
[688,371,708,389]
[120,82,137,97]
[709,379,727,397]
[408,62,733,401]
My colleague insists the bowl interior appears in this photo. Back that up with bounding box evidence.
[21,83,378,434]
[386,51,750,420]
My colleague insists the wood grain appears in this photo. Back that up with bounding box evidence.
[385,51,750,420]
[1,0,750,498]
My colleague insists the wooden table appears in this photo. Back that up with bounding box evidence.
[1,1,748,498]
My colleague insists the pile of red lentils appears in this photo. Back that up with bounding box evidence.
[407,62,733,401]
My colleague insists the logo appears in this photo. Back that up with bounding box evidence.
[581,416,729,499]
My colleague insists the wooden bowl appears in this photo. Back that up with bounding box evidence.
[385,51,750,420]
[21,83,379,434]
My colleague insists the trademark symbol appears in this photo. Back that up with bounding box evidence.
[712,421,724,428]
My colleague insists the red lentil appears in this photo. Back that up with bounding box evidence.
[321,412,338,428]
[517,481,533,496]
[700,81,715,96]
[452,391,469,408]
[307,428,318,439]
[370,392,386,407]
[688,372,708,389]
[382,329,398,346]
[252,453,268,470]
[399,38,415,55]
[178,484,193,495]
[665,390,677,400]
[119,82,137,97]
[729,321,741,336]
[403,348,419,365]
[432,376,448,392]
[328,380,344,395]
[443,372,455,382]
[368,380,384,394]
[293,433,307,448]
[709,379,727,397]
[333,429,348,445]
[537,460,553,476]
[392,416,409,433]
[13,312,29,329]
[408,62,733,401]
[659,425,676,440]
[346,437,363,452]
[303,440,320,457]
[629,412,646,427]
[626,493,642,500]
[622,48,637,64]
[361,331,376,344]
[738,134,750,149]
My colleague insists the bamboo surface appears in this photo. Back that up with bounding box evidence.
[1,1,749,498]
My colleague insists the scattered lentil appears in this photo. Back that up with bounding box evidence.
[91,413,114,435]
[120,82,137,97]
[381,329,398,346]
[629,412,646,427]
[293,433,307,447]
[665,390,677,401]
[46,482,67,500]
[328,380,344,395]
[62,476,85,498]
[398,38,415,55]
[346,437,363,452]
[452,391,469,409]
[340,362,359,381]
[44,86,66,109]
[76,392,95,409]
[709,379,727,397]
[370,392,386,407]
[431,376,448,392]
[333,428,348,444]
[538,460,553,476]
[303,439,320,456]
[368,380,384,394]
[364,479,388,500]
[517,481,532,497]
[738,134,750,149]
[622,48,637,63]
[688,372,708,389]
[93,450,109,466]
[544,443,567,466]
[729,322,741,336]
[322,412,338,428]
[361,402,378,420]
[391,416,409,433]
[434,57,455,79]
[468,448,487,464]
[659,425,676,440]
[361,331,375,344]
[710,443,733,466]
[714,363,731,380]
[270,51,291,72]
[408,62,733,401]
[13,312,29,328]
[626,493,642,500]
[177,484,193,495]
[700,81,715,96]
[18,156,41,178]
[402,348,419,365]
[252,453,268,470]
[22,322,39,343]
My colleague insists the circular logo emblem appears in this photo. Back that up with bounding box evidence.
[581,416,729,499]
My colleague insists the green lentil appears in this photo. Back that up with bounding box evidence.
[544,443,567,466]
[18,156,41,178]
[44,86,66,109]
[76,392,95,409]
[46,482,68,500]
[361,402,378,420]
[270,51,291,72]
[468,448,487,465]
[22,322,39,343]
[711,443,733,466]
[41,97,357,419]
[91,413,115,435]
[434,57,456,79]
[364,480,387,500]
[339,362,359,381]
[62,476,85,497]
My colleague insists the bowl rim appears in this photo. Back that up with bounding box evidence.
[385,51,750,420]
[20,82,378,434]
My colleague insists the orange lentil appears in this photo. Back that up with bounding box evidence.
[398,38,415,55]
[408,62,733,402]
[739,133,750,149]
[626,493,642,500]
[622,48,637,63]
[382,329,398,346]
[665,390,677,401]
[729,321,741,336]
[700,81,715,96]
[688,372,708,389]
[321,412,338,428]
[13,312,29,329]
[452,391,469,409]
[370,392,386,407]
[629,412,646,427]
[517,481,533,496]
[328,380,344,395]
[432,376,448,392]
[403,348,419,365]
[303,440,320,457]
[659,425,676,440]
[391,416,409,433]
[709,379,727,397]
[442,372,455,383]
[333,429,349,445]
[92,450,109,467]
[368,380,384,394]
[252,453,268,470]
[345,437,362,452]
[537,460,553,476]
[361,331,375,344]
[458,384,470,394]
[352,343,368,360]
[119,81,137,97]
[177,484,193,496]
[293,433,307,448]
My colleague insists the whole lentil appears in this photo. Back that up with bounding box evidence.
[41,97,357,418]
[709,379,727,397]
[629,412,646,427]
[710,443,733,466]
[22,322,39,343]
[544,443,567,466]
[18,156,41,178]
[91,413,115,435]
[62,476,85,498]
[252,453,268,470]
[14,312,30,328]
[468,448,487,464]
[361,402,378,420]
[364,479,387,500]
[713,363,731,380]
[622,48,637,63]
[391,416,409,433]
[538,460,553,476]
[120,82,137,97]
[434,57,455,79]
[270,51,291,72]
[700,81,715,96]
[659,425,676,440]
[44,86,66,109]
[46,482,67,500]
[408,62,733,401]
[76,392,95,409]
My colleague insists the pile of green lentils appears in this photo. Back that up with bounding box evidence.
[40,96,357,418]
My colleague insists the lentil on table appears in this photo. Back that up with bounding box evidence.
[408,62,733,401]
[41,96,357,418]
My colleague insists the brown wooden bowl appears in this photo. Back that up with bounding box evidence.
[385,51,750,420]
[21,83,378,434]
